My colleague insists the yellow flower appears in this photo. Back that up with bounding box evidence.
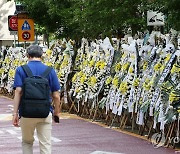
[160,65,165,73]
[89,60,95,67]
[9,69,15,78]
[105,76,112,85]
[116,101,120,107]
[82,54,86,59]
[46,62,53,66]
[144,78,150,84]
[122,62,129,72]
[149,80,154,87]
[75,55,80,61]
[112,76,119,87]
[46,49,52,56]
[57,72,62,78]
[78,71,83,76]
[99,61,106,70]
[143,78,151,90]
[20,61,26,65]
[75,88,80,93]
[119,81,128,94]
[80,74,86,84]
[143,62,148,70]
[139,98,143,105]
[169,91,179,103]
[105,53,110,57]
[58,55,63,61]
[72,73,78,82]
[13,59,19,66]
[171,64,180,74]
[128,66,134,73]
[64,54,70,60]
[130,55,135,59]
[94,51,98,56]
[164,54,171,63]
[54,63,59,70]
[4,58,10,64]
[95,61,106,69]
[122,53,127,58]
[83,60,88,66]
[95,61,101,68]
[154,63,161,71]
[0,69,4,75]
[89,76,97,86]
[61,59,68,67]
[133,78,140,87]
[139,100,143,105]
[114,63,121,72]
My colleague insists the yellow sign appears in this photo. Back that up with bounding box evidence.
[18,19,35,42]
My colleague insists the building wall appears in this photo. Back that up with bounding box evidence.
[0,0,16,44]
[1,40,13,47]
[0,0,43,47]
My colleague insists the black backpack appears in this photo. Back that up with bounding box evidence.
[20,65,52,118]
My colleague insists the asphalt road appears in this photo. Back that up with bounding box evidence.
[0,96,176,154]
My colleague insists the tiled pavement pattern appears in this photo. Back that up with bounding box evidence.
[0,96,176,154]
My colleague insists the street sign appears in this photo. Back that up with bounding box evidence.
[17,13,28,19]
[22,20,31,30]
[8,15,18,31]
[15,1,22,5]
[147,11,165,26]
[10,31,18,35]
[18,19,35,42]
[22,31,31,40]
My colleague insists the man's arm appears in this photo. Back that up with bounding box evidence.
[12,87,22,127]
[52,91,60,117]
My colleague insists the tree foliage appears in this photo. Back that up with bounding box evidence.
[17,0,180,40]
[146,0,180,30]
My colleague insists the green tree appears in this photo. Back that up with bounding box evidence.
[146,0,180,31]
[161,0,180,30]
[17,0,179,40]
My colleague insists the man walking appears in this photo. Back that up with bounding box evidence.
[12,45,61,154]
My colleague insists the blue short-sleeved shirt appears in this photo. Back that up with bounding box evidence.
[13,60,61,115]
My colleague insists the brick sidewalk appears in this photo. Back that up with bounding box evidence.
[0,96,176,154]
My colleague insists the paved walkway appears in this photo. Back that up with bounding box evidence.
[0,96,176,154]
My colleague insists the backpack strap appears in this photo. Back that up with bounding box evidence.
[41,66,52,78]
[21,65,33,77]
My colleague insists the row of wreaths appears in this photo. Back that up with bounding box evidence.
[0,31,180,148]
